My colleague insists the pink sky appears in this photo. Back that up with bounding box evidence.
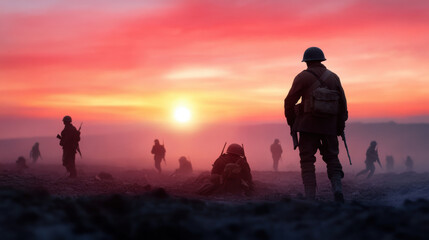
[1,0,429,133]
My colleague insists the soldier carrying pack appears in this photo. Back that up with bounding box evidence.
[304,69,340,117]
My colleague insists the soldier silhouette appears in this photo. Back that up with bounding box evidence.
[356,141,381,178]
[29,142,42,163]
[57,116,80,178]
[284,47,348,202]
[270,139,283,171]
[151,139,166,173]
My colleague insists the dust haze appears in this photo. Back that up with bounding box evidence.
[1,121,428,173]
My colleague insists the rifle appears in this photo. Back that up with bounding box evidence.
[220,142,227,156]
[341,132,352,165]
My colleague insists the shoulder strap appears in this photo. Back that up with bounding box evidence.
[306,69,331,87]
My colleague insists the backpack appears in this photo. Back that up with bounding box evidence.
[304,70,340,117]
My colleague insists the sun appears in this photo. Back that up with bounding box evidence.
[174,106,191,123]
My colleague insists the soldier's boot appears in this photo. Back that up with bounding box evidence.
[330,175,344,203]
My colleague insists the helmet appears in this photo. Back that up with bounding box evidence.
[274,139,280,143]
[179,156,187,163]
[154,139,160,144]
[370,141,377,146]
[302,47,326,62]
[226,143,244,157]
[62,115,72,123]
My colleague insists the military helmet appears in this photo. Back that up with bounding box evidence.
[154,139,160,144]
[179,156,187,163]
[370,141,377,146]
[302,47,326,62]
[226,143,244,157]
[274,139,280,143]
[62,115,72,123]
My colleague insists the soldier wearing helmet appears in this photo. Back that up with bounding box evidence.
[208,143,253,195]
[57,115,80,178]
[29,142,42,163]
[356,141,381,178]
[171,156,193,177]
[151,139,166,173]
[284,47,348,202]
[270,139,283,171]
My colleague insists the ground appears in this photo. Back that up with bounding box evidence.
[1,164,429,240]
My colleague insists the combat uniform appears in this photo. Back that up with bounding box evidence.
[151,141,166,173]
[270,140,283,171]
[60,123,80,177]
[284,60,348,200]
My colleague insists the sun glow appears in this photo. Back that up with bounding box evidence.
[174,106,191,123]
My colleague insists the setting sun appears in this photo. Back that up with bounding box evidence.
[174,106,191,123]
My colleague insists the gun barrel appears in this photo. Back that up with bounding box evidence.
[341,132,352,165]
[220,142,227,156]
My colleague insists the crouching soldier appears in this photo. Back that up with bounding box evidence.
[171,156,193,177]
[198,143,253,196]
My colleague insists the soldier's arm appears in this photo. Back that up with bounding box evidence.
[336,75,348,122]
[284,74,306,126]
[211,156,224,175]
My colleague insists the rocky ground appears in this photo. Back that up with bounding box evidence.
[1,164,429,240]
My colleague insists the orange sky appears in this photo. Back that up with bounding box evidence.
[1,0,429,130]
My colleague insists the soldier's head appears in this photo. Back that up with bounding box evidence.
[154,139,160,145]
[62,115,72,125]
[370,141,377,147]
[274,139,280,144]
[226,143,244,157]
[179,156,187,163]
[302,47,326,64]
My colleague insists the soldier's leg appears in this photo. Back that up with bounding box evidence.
[273,158,279,171]
[69,153,77,178]
[320,135,344,202]
[367,164,375,178]
[356,168,369,177]
[154,158,162,173]
[298,132,320,199]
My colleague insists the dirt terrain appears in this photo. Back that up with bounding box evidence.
[1,163,429,239]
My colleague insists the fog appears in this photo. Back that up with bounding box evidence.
[1,121,428,173]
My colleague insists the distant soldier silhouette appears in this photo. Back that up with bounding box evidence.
[405,156,414,171]
[151,139,166,173]
[29,142,42,163]
[385,155,394,171]
[198,143,253,195]
[16,156,28,170]
[57,115,81,178]
[171,156,193,177]
[270,139,283,171]
[356,141,381,178]
[284,47,348,202]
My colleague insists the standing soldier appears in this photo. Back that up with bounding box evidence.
[284,47,348,202]
[270,139,283,171]
[385,155,394,171]
[57,115,80,178]
[29,142,42,163]
[405,156,414,171]
[151,139,166,173]
[356,141,381,178]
